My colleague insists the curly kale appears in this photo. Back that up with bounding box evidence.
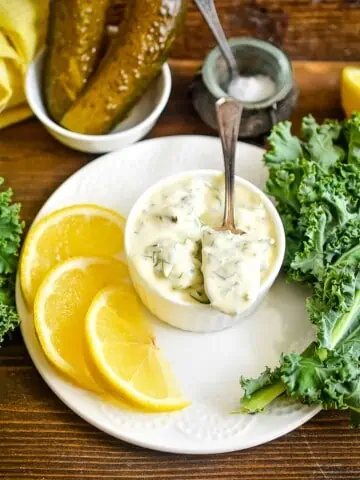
[239,113,360,425]
[0,178,24,344]
[264,115,359,284]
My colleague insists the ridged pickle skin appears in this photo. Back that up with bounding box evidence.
[44,0,111,122]
[60,0,187,135]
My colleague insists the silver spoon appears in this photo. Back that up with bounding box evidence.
[193,0,239,81]
[215,97,243,234]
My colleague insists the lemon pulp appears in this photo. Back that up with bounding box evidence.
[20,204,125,307]
[85,285,190,411]
[34,256,129,390]
[341,66,360,117]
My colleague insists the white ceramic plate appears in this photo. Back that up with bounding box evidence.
[17,136,320,454]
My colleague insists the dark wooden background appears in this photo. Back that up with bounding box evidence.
[1,1,360,479]
[172,0,360,61]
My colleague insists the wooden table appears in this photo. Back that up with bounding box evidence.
[0,60,359,480]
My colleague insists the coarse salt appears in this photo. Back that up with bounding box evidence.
[228,74,276,102]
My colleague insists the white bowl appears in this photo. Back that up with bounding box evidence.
[25,52,172,154]
[125,169,285,333]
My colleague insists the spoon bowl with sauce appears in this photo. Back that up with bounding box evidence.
[199,97,261,317]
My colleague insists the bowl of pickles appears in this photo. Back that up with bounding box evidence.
[26,0,186,154]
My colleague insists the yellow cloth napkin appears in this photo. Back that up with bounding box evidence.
[0,0,48,129]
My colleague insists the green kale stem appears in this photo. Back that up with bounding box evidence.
[241,381,285,413]
[241,344,316,412]
[331,291,360,349]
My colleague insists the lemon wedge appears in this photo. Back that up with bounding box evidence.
[85,285,190,412]
[20,204,125,307]
[341,66,360,117]
[34,256,129,390]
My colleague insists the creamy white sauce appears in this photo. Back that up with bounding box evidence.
[130,174,277,315]
[201,227,274,315]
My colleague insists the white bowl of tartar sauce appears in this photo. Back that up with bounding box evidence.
[124,170,285,333]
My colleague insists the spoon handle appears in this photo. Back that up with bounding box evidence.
[193,0,238,77]
[216,97,243,229]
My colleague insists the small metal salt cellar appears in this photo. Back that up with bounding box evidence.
[191,0,297,139]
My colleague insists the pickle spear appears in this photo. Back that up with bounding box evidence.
[44,0,111,122]
[61,0,186,135]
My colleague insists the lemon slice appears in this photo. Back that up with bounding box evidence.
[341,66,360,117]
[85,285,190,412]
[34,256,129,390]
[20,204,125,307]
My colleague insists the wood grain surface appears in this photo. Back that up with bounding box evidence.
[172,0,360,61]
[1,60,360,480]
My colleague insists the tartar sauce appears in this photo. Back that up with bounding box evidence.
[201,227,274,315]
[130,174,277,315]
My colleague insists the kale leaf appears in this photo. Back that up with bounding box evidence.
[0,178,24,344]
